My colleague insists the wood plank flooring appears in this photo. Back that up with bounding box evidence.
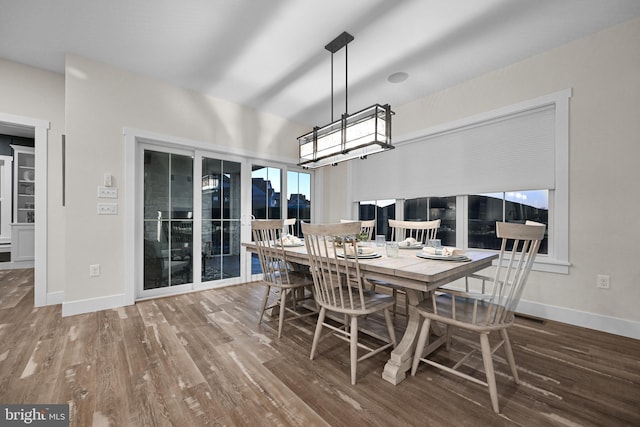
[1,268,639,426]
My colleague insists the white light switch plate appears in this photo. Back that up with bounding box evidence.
[97,186,118,198]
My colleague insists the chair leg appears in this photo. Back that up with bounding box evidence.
[258,285,271,324]
[500,329,519,383]
[310,307,326,360]
[350,315,358,385]
[411,318,431,375]
[277,288,287,339]
[480,333,500,413]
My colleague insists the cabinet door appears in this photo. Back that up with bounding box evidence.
[11,145,35,224]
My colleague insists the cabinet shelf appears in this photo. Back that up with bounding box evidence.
[11,145,35,224]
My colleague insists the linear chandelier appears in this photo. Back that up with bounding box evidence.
[298,32,394,168]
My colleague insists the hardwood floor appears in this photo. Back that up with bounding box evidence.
[1,268,639,426]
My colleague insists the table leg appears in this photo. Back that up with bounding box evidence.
[382,288,423,385]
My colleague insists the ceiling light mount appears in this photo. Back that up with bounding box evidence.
[298,31,394,168]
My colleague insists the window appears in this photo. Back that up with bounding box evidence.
[359,199,396,240]
[405,196,456,246]
[468,190,548,253]
[286,170,311,236]
[349,90,570,273]
[252,165,282,220]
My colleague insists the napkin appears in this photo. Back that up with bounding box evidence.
[422,246,464,256]
[398,237,419,247]
[344,245,375,255]
[280,235,301,245]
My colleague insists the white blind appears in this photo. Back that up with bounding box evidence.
[352,105,555,201]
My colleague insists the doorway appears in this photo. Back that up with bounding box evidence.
[0,114,49,307]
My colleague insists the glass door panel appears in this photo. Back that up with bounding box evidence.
[202,157,241,282]
[143,150,193,290]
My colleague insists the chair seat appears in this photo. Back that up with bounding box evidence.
[415,292,510,332]
[317,288,395,315]
[267,270,314,289]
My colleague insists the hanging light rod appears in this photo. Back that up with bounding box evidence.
[297,31,394,168]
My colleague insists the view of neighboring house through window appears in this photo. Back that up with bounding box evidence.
[286,170,311,236]
[357,191,548,253]
[252,165,282,220]
[359,199,396,240]
[201,157,242,282]
[468,190,548,253]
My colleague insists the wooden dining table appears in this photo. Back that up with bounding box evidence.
[243,241,498,385]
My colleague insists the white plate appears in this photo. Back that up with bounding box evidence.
[337,252,382,259]
[279,242,304,247]
[416,252,470,262]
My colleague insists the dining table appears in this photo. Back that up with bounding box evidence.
[243,240,498,385]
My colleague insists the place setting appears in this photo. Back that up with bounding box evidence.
[416,239,471,262]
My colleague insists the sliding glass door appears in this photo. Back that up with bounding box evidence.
[139,144,246,299]
[142,148,194,293]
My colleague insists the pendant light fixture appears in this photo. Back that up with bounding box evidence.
[298,31,394,168]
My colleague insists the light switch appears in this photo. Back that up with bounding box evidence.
[97,186,118,198]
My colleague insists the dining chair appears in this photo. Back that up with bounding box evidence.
[252,219,317,339]
[283,217,297,236]
[371,219,442,318]
[389,219,441,244]
[340,219,376,241]
[410,221,546,413]
[302,221,397,385]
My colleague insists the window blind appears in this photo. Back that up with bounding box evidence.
[352,105,555,201]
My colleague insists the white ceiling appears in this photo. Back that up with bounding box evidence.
[2,0,640,129]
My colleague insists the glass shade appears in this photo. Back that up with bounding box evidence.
[298,104,393,168]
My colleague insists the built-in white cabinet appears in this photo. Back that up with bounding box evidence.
[11,145,35,224]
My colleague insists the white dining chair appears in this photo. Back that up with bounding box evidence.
[411,221,546,413]
[302,221,397,385]
[283,217,297,236]
[370,219,441,318]
[252,219,317,338]
[389,219,440,244]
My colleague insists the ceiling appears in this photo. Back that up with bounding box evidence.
[2,0,640,130]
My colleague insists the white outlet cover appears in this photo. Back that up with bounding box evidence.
[97,202,118,214]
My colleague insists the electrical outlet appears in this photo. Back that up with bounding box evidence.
[97,203,118,215]
[89,264,100,277]
[596,274,610,289]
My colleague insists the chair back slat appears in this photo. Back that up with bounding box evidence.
[481,221,545,327]
[302,222,367,311]
[340,219,376,241]
[389,219,441,244]
[252,219,290,286]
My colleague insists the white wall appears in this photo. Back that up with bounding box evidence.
[323,18,640,336]
[0,59,66,297]
[63,54,307,308]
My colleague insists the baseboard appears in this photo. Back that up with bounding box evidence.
[61,293,130,317]
[517,299,640,340]
[0,260,34,270]
[46,291,64,305]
